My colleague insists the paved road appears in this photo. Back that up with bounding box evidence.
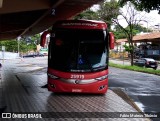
[1,57,149,121]
[109,67,160,121]
[19,57,160,116]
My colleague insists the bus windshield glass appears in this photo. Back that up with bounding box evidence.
[49,29,108,72]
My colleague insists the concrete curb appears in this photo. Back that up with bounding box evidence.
[112,88,151,121]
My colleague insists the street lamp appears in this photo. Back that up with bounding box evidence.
[17,37,21,57]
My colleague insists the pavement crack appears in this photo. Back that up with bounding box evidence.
[15,67,47,74]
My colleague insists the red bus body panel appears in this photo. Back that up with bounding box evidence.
[48,68,108,94]
[44,20,113,94]
[53,20,107,30]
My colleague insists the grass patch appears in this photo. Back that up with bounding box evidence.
[109,62,160,76]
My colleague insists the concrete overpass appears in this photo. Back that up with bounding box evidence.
[0,0,102,40]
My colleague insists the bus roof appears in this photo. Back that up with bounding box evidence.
[53,20,107,30]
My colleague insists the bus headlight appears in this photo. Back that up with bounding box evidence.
[95,75,108,81]
[48,73,59,79]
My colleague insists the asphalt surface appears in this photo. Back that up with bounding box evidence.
[1,57,149,121]
[2,57,159,120]
[109,66,160,110]
[108,67,160,121]
[21,57,160,115]
[22,57,160,109]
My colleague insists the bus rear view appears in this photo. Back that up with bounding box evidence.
[41,20,114,94]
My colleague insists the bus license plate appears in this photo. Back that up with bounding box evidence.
[72,89,82,92]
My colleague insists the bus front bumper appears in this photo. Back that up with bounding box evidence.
[48,79,108,94]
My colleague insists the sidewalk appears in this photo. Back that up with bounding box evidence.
[109,58,131,65]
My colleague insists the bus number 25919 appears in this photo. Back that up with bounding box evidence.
[71,75,84,79]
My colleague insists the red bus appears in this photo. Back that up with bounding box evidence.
[40,20,114,94]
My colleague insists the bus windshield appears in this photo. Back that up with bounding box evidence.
[48,29,108,72]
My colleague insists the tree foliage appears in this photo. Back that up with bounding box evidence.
[0,34,40,53]
[123,44,133,52]
[74,9,98,20]
[113,23,149,40]
[0,40,18,52]
[74,0,120,30]
[97,0,120,29]
[112,2,148,66]
[132,24,148,33]
[113,24,148,39]
[119,0,160,13]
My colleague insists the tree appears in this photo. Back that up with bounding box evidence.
[112,2,147,66]
[74,9,98,20]
[74,0,120,30]
[113,30,126,40]
[21,35,39,53]
[132,24,152,33]
[0,40,18,52]
[0,34,40,54]
[113,24,146,39]
[97,0,120,29]
[31,33,41,45]
[119,0,160,13]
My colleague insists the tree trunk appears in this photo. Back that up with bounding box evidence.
[130,50,134,66]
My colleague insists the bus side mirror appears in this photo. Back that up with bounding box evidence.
[40,30,50,47]
[109,32,115,49]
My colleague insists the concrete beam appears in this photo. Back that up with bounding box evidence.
[0,0,3,8]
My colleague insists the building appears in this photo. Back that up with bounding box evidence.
[116,32,160,59]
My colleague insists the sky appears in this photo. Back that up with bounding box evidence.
[119,10,160,28]
[140,10,160,28]
[91,4,160,29]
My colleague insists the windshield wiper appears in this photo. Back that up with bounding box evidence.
[93,65,106,71]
